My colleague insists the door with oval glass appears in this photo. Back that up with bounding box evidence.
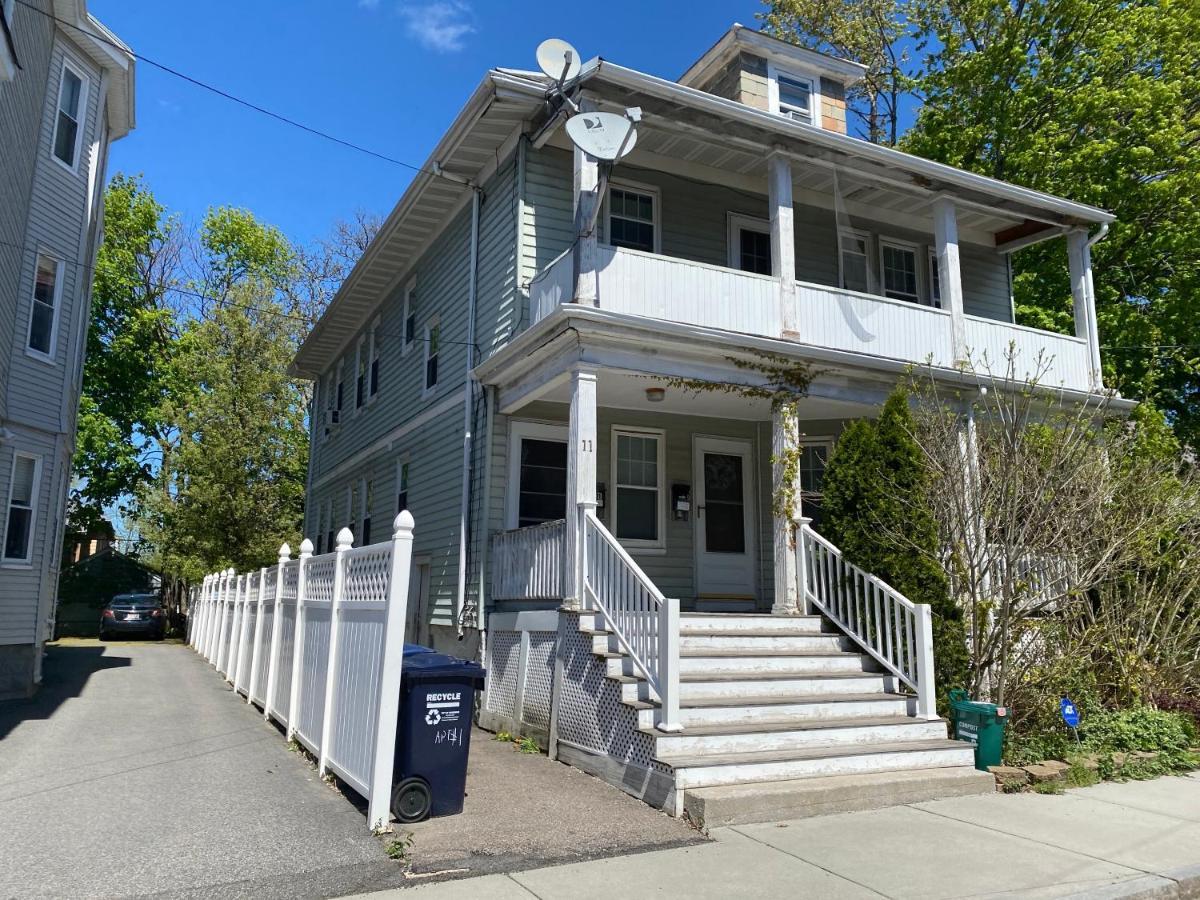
[693,436,757,599]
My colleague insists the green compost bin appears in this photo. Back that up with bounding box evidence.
[947,689,1008,770]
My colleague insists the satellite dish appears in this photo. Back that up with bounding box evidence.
[536,38,581,84]
[565,111,639,162]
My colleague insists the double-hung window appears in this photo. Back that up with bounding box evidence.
[360,478,372,545]
[3,453,39,564]
[395,460,409,514]
[839,230,871,294]
[928,250,942,308]
[776,73,815,124]
[402,280,417,354]
[369,318,380,398]
[27,254,60,358]
[612,427,664,547]
[880,239,920,304]
[355,337,366,410]
[606,184,658,254]
[423,319,440,393]
[335,359,345,418]
[52,61,86,170]
[798,440,833,528]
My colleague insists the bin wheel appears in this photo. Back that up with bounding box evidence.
[391,777,432,823]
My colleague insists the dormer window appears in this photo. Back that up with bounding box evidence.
[776,73,814,124]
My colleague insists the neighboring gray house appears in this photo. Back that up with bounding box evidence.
[292,26,1116,820]
[0,0,134,698]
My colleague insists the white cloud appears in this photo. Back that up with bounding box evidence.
[399,1,475,53]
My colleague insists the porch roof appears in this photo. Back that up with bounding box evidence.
[472,305,1138,415]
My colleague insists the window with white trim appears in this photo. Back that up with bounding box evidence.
[611,427,664,547]
[335,359,345,416]
[423,318,440,392]
[728,213,772,276]
[369,317,380,398]
[27,254,60,358]
[798,439,833,528]
[839,230,870,294]
[928,249,943,308]
[880,239,920,303]
[402,279,417,354]
[360,477,372,545]
[606,184,659,254]
[354,336,366,410]
[3,453,40,563]
[52,61,86,170]
[776,73,814,124]
[395,460,409,514]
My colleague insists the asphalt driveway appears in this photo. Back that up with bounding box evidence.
[0,639,699,898]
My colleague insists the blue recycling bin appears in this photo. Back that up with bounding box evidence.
[392,646,486,823]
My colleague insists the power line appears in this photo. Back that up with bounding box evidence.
[11,0,472,186]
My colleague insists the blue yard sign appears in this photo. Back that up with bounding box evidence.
[1060,696,1081,728]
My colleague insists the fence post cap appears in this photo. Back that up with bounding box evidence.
[278,542,292,562]
[299,538,314,558]
[336,527,354,550]
[226,567,236,576]
[393,510,415,537]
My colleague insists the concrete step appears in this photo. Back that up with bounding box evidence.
[676,651,877,678]
[683,766,996,828]
[678,671,897,701]
[679,615,830,636]
[634,693,911,729]
[680,634,850,654]
[647,716,949,757]
[663,739,978,790]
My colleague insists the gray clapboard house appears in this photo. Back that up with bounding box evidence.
[293,26,1115,820]
[0,0,134,698]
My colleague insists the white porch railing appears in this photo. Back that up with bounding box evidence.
[490,519,567,600]
[581,510,682,732]
[798,523,937,719]
[189,513,415,830]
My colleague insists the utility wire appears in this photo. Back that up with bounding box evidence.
[11,0,472,186]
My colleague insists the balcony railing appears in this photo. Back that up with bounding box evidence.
[530,246,1095,393]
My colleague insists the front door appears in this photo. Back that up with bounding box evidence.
[693,437,757,599]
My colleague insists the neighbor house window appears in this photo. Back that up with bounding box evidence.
[395,460,409,514]
[335,359,345,415]
[607,184,658,254]
[402,279,417,354]
[728,214,771,276]
[928,250,943,308]
[3,453,39,563]
[880,239,920,303]
[839,230,870,294]
[612,427,664,547]
[423,319,439,392]
[52,61,86,169]
[324,497,333,554]
[776,73,814,124]
[369,318,380,397]
[360,478,372,545]
[27,254,60,358]
[355,337,366,410]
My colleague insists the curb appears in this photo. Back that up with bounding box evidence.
[1063,864,1200,899]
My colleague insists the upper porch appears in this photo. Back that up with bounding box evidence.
[527,61,1113,395]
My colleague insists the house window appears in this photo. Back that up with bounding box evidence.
[27,254,60,358]
[335,359,345,414]
[612,428,664,547]
[880,240,920,303]
[402,279,417,354]
[423,319,439,392]
[52,61,86,170]
[395,460,409,514]
[728,214,771,275]
[369,318,380,397]
[360,478,372,546]
[355,337,366,409]
[324,497,334,554]
[839,230,871,294]
[517,439,567,528]
[776,73,814,124]
[3,453,39,563]
[928,250,943,309]
[798,440,833,527]
[607,184,658,254]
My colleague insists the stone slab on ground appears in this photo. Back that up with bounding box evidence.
[990,764,1031,787]
[1025,762,1069,782]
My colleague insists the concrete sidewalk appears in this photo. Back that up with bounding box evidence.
[356,773,1200,899]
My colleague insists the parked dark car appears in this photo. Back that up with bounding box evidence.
[100,593,167,640]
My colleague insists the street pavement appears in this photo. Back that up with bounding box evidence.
[354,773,1200,899]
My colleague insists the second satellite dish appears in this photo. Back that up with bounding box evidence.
[565,112,639,162]
[536,38,581,84]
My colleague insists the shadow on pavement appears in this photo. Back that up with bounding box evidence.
[0,643,131,741]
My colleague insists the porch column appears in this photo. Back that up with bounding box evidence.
[572,137,600,306]
[563,367,598,610]
[933,196,967,363]
[768,152,798,336]
[1067,229,1103,390]
[771,402,802,616]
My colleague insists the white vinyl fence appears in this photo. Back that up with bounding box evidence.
[188,513,415,830]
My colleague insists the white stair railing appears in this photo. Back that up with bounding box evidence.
[798,523,937,719]
[581,510,682,732]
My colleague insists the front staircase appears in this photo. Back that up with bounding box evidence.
[575,609,993,827]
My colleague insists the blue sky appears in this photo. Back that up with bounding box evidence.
[94,0,781,246]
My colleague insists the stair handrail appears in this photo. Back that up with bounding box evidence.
[799,523,937,719]
[581,510,682,732]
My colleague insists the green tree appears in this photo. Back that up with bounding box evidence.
[822,390,970,702]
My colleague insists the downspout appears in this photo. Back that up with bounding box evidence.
[1084,222,1109,388]
[455,188,482,637]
